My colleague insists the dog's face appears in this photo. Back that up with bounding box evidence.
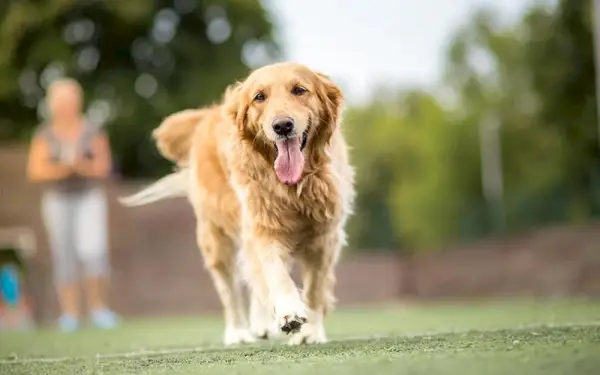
[226,62,343,185]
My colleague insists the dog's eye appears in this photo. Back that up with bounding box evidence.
[253,92,266,103]
[291,86,307,96]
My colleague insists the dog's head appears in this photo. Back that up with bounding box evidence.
[224,62,344,185]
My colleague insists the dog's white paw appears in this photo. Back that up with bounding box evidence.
[250,298,280,340]
[274,296,308,334]
[223,327,258,346]
[287,322,327,345]
[250,319,281,340]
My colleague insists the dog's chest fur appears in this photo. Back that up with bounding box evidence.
[241,168,343,240]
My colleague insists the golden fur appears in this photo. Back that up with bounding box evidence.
[125,62,355,345]
[152,109,205,167]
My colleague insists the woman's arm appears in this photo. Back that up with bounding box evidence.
[73,132,112,179]
[26,136,73,182]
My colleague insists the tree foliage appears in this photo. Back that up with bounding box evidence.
[0,0,278,177]
[523,0,600,219]
[345,0,600,251]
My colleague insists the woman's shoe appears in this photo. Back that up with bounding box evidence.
[57,314,79,332]
[90,308,118,329]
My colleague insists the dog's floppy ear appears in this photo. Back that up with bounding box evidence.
[315,72,344,140]
[222,81,247,132]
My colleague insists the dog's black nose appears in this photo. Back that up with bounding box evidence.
[272,116,294,136]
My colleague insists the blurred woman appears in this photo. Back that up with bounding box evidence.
[26,78,118,332]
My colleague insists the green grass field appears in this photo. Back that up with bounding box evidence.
[1,299,599,375]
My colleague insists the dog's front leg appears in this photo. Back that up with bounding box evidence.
[241,241,308,335]
[289,236,341,345]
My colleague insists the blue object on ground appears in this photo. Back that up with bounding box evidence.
[0,264,21,306]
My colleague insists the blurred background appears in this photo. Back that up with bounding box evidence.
[1,0,600,327]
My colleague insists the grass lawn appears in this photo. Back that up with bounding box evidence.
[1,299,599,374]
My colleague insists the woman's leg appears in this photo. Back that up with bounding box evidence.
[74,188,117,328]
[41,191,80,331]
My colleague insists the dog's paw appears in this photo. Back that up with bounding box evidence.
[280,314,308,334]
[275,297,308,334]
[223,327,258,346]
[287,322,327,345]
[250,302,280,340]
[250,321,281,340]
[252,329,279,340]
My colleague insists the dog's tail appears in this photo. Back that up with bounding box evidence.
[152,109,207,167]
[119,108,206,208]
[118,168,190,207]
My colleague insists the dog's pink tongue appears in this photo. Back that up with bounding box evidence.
[274,137,304,184]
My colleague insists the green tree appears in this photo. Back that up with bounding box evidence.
[346,5,576,251]
[523,0,600,220]
[0,0,279,177]
[345,90,479,250]
[443,6,566,233]
[343,99,404,251]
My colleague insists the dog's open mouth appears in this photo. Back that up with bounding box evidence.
[274,128,308,154]
[273,126,310,185]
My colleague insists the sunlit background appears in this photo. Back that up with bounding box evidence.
[0,1,599,369]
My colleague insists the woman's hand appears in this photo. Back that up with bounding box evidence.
[72,158,102,178]
[72,133,112,179]
[27,137,75,182]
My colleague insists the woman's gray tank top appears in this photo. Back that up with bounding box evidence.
[37,122,101,193]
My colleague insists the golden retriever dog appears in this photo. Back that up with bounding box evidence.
[121,62,355,345]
